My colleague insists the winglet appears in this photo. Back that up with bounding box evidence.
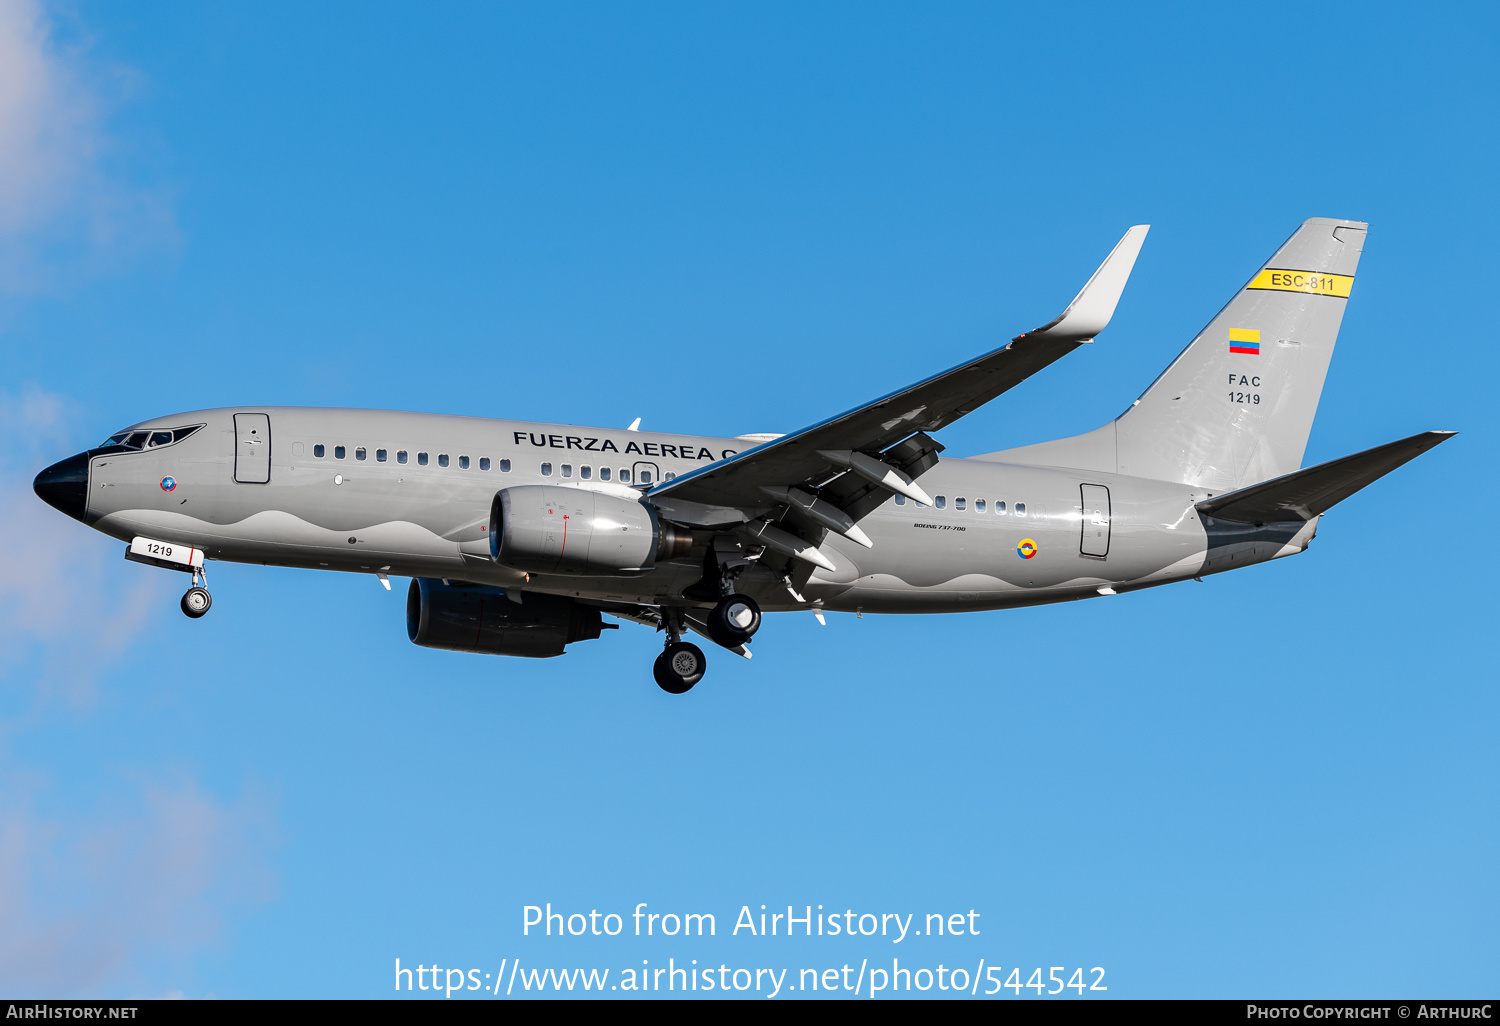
[1015,224,1149,343]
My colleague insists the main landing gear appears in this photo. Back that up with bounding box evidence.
[652,594,762,694]
[654,641,706,694]
[181,568,212,619]
[706,593,761,649]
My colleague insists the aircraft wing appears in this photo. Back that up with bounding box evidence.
[650,225,1149,516]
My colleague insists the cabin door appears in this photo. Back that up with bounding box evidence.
[1080,483,1111,557]
[234,413,272,483]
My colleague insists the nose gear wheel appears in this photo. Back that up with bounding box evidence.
[181,586,212,618]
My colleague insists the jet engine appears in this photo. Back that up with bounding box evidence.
[406,578,608,658]
[490,485,692,575]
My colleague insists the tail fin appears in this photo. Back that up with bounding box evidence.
[988,217,1368,491]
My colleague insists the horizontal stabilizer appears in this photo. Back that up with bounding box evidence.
[1196,430,1456,524]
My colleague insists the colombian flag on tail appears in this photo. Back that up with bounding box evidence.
[1229,328,1261,355]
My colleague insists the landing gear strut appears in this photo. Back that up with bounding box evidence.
[653,608,706,694]
[181,567,212,619]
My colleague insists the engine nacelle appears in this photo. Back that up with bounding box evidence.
[490,485,692,575]
[406,578,605,658]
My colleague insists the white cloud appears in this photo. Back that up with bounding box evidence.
[0,9,266,999]
[0,772,277,996]
[0,0,174,291]
[0,388,162,706]
[0,0,178,680]
[0,393,278,997]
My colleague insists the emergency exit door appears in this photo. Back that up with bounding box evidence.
[1080,483,1111,557]
[234,413,271,483]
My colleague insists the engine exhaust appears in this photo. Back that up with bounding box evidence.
[657,522,694,561]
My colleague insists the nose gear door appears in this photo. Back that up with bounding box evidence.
[1080,483,1111,557]
[234,413,271,483]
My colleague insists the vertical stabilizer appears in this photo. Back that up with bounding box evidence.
[1117,217,1366,490]
[986,218,1367,492]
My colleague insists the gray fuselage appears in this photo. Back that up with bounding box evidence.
[64,406,1313,614]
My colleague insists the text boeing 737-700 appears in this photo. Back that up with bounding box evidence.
[33,218,1453,693]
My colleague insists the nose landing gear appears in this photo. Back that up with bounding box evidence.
[181,587,212,618]
[181,567,212,619]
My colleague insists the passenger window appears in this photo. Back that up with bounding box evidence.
[894,494,905,505]
[664,472,675,481]
[376,449,387,462]
[397,450,408,464]
[541,462,552,476]
[580,466,592,479]
[561,464,572,478]
[995,500,1006,514]
[334,445,346,459]
[499,458,510,472]
[314,444,326,458]
[935,496,946,509]
[149,431,173,447]
[976,499,986,512]
[639,470,652,484]
[599,467,611,480]
[459,455,470,469]
[1015,502,1027,517]
[417,452,429,466]
[619,469,630,483]
[438,453,450,468]
[355,447,367,461]
[479,457,490,471]
[955,497,966,510]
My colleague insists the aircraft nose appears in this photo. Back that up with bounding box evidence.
[33,451,91,522]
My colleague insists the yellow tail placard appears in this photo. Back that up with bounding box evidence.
[1246,268,1354,298]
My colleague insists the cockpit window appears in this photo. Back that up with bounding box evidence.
[99,424,203,451]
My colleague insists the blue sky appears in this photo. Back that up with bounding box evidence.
[0,0,1495,999]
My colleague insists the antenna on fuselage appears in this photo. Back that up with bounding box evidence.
[626,417,641,431]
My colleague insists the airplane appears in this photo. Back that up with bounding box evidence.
[32,217,1454,693]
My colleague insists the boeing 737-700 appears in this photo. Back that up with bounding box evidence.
[33,217,1453,692]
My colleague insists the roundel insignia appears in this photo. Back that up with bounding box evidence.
[1016,538,1037,559]
[160,477,176,492]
